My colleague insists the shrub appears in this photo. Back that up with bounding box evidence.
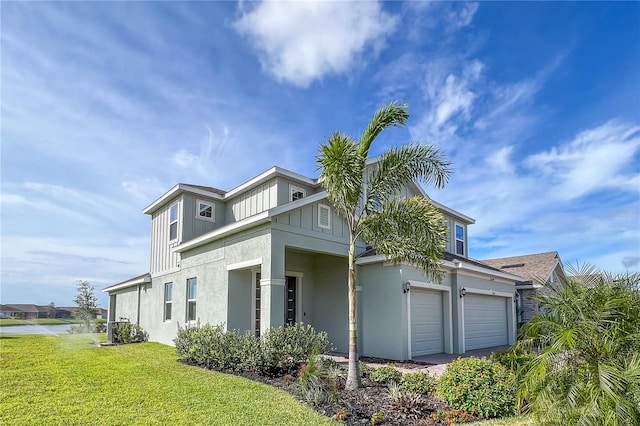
[260,323,331,375]
[436,356,515,418]
[389,388,428,419]
[430,409,471,424]
[112,322,146,344]
[400,371,436,395]
[358,360,373,378]
[370,364,402,385]
[490,346,535,372]
[370,409,385,425]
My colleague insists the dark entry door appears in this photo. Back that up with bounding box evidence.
[285,276,296,326]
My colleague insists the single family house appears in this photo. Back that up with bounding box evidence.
[482,251,565,325]
[104,163,522,360]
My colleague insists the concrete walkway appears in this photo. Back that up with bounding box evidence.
[329,345,510,377]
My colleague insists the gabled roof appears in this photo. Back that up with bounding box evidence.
[0,304,40,313]
[482,251,563,285]
[181,184,226,196]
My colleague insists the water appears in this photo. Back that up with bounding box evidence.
[0,324,72,335]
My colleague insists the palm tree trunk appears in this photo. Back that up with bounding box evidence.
[345,232,361,390]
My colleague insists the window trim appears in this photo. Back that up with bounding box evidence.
[454,223,465,256]
[318,204,331,229]
[164,282,173,322]
[186,277,197,323]
[195,199,215,222]
[290,185,306,202]
[169,203,179,242]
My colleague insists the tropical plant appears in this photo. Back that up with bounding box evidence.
[370,364,402,385]
[514,264,640,425]
[317,101,451,389]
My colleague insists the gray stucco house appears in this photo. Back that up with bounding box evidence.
[482,251,565,325]
[104,164,522,360]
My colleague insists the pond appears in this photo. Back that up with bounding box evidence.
[0,324,72,335]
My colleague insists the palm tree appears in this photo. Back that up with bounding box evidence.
[317,101,451,390]
[513,264,640,425]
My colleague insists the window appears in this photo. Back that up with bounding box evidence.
[318,204,331,229]
[164,283,172,321]
[290,185,306,202]
[186,278,197,322]
[196,200,214,221]
[169,203,178,241]
[254,272,261,337]
[455,224,465,256]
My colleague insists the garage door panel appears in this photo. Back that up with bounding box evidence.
[464,294,508,350]
[411,290,444,356]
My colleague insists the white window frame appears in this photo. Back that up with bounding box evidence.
[454,223,465,256]
[186,277,197,323]
[290,185,306,202]
[196,199,215,222]
[318,204,331,229]
[164,282,173,322]
[169,203,179,242]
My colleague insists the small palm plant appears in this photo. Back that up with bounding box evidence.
[317,101,451,389]
[513,263,640,425]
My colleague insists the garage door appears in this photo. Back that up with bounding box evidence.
[411,289,444,356]
[464,294,508,350]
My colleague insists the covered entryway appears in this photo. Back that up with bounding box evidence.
[410,289,445,356]
[463,293,508,350]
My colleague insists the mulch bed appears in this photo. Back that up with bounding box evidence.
[237,366,482,425]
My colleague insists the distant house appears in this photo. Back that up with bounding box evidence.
[482,251,566,325]
[0,304,47,320]
[54,307,76,319]
[104,164,523,360]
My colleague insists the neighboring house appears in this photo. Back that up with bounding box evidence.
[0,304,46,319]
[104,164,522,360]
[482,251,566,325]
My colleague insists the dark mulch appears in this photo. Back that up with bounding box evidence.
[237,368,482,425]
[359,356,436,370]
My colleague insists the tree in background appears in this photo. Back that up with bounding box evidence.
[514,264,640,425]
[73,280,98,331]
[317,101,451,390]
[47,302,57,319]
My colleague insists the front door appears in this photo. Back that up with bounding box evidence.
[285,276,296,326]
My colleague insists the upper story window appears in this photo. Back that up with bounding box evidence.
[290,185,306,202]
[186,278,197,323]
[455,223,465,256]
[196,200,214,222]
[164,282,173,321]
[169,203,178,241]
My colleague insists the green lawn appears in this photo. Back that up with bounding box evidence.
[0,318,106,327]
[0,334,336,425]
[469,417,537,425]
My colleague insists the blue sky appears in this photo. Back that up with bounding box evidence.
[2,1,639,308]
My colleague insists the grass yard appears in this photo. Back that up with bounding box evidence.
[469,417,537,425]
[0,334,336,425]
[0,318,106,327]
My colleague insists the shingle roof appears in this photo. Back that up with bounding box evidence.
[0,304,40,313]
[181,183,226,196]
[481,251,560,283]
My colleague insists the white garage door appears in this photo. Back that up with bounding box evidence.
[464,294,508,350]
[411,289,444,356]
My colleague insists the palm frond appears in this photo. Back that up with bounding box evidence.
[317,132,364,222]
[358,196,446,281]
[364,144,451,214]
[358,101,409,158]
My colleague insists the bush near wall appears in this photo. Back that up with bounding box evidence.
[436,356,516,419]
[174,323,331,376]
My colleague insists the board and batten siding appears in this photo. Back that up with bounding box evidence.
[181,194,222,242]
[150,196,181,275]
[274,201,349,240]
[226,179,278,224]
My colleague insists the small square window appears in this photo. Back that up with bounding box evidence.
[196,200,215,221]
[290,185,306,202]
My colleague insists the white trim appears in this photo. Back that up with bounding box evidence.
[460,296,465,353]
[289,185,306,202]
[268,191,327,216]
[317,204,331,229]
[163,282,173,322]
[103,274,151,292]
[227,258,263,271]
[441,260,523,282]
[186,277,198,324]
[225,167,318,200]
[195,199,215,222]
[355,255,386,265]
[251,270,261,337]
[454,222,465,256]
[406,280,450,292]
[169,202,179,242]
[143,184,223,214]
[461,286,513,298]
[260,278,285,287]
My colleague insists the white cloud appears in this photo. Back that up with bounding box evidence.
[234,0,397,87]
[446,2,479,30]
